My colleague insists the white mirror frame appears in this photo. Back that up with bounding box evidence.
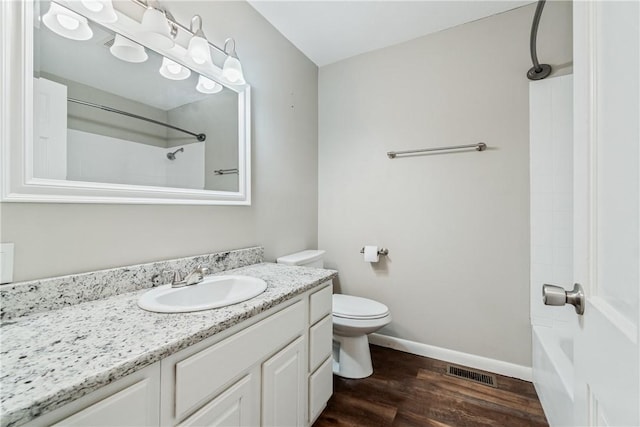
[0,1,251,205]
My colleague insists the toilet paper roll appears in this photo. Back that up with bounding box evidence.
[364,245,379,263]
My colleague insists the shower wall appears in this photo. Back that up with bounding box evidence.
[67,129,204,189]
[530,74,577,426]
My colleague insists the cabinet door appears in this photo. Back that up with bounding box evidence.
[49,365,160,427]
[262,336,306,427]
[178,369,259,427]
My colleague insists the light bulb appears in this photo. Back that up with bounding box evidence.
[110,34,148,63]
[82,0,104,12]
[79,0,117,23]
[188,36,211,65]
[42,2,93,41]
[56,14,80,30]
[159,58,191,80]
[141,7,174,50]
[196,75,222,94]
[167,62,182,74]
[186,15,212,66]
[222,56,245,84]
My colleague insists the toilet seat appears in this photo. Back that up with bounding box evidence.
[333,294,390,320]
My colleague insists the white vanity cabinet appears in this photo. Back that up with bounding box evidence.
[161,298,308,426]
[20,281,333,427]
[164,280,334,427]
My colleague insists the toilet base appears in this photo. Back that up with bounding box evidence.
[332,334,373,379]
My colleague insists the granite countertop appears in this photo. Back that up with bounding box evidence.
[0,263,337,427]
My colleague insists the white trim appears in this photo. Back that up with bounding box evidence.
[369,333,532,381]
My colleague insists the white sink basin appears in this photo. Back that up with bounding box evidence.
[138,275,268,313]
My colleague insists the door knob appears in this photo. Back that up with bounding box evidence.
[542,283,585,315]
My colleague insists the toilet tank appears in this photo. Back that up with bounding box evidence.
[276,250,325,268]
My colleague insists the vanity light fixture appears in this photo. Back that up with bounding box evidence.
[222,38,245,84]
[78,0,118,24]
[187,15,212,66]
[110,34,148,63]
[42,2,93,41]
[196,75,223,94]
[141,6,175,49]
[159,57,191,80]
[43,1,248,85]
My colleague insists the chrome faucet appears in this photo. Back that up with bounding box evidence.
[183,266,210,286]
[166,266,210,288]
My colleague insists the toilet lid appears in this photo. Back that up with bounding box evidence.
[333,294,390,319]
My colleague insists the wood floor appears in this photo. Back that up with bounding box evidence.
[313,345,548,427]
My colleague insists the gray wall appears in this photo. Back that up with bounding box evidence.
[318,2,572,367]
[1,1,319,282]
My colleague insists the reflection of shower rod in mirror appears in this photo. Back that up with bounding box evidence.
[213,169,239,175]
[67,98,206,142]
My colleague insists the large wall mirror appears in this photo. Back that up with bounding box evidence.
[1,0,251,205]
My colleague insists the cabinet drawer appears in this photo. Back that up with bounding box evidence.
[309,314,332,372]
[309,283,332,325]
[309,356,333,423]
[174,301,305,421]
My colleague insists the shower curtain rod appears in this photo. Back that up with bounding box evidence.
[67,98,207,142]
[527,0,552,80]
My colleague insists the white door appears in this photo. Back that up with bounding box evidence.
[33,77,67,180]
[572,1,639,425]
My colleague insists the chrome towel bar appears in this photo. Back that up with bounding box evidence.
[387,142,487,159]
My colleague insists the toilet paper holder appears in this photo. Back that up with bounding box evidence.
[359,247,389,256]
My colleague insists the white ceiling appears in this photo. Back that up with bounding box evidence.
[248,1,533,66]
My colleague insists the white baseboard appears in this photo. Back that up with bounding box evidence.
[369,333,532,382]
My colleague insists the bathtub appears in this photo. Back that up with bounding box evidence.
[532,326,574,426]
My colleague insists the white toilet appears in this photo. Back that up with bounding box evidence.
[277,250,392,379]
